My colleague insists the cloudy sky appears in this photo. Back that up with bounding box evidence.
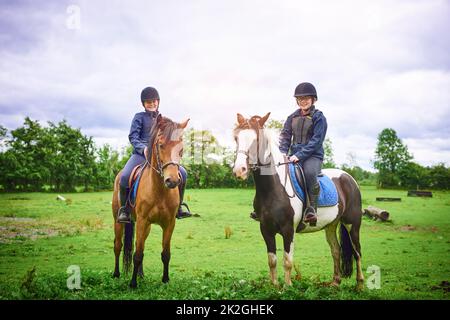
[1,0,449,170]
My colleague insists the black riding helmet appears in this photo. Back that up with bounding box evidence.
[141,87,160,106]
[294,82,317,100]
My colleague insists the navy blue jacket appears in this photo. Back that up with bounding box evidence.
[279,107,327,161]
[128,110,158,155]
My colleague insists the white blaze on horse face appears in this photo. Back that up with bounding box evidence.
[233,129,257,179]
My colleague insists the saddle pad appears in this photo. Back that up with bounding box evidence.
[130,173,142,204]
[288,163,338,207]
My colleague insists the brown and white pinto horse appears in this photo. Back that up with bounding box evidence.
[112,114,189,288]
[233,113,364,290]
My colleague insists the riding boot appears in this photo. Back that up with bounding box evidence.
[176,178,192,219]
[304,183,320,226]
[117,185,131,224]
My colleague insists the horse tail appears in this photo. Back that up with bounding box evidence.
[339,223,354,278]
[123,221,134,274]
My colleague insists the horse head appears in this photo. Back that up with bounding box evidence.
[232,112,270,179]
[151,114,189,188]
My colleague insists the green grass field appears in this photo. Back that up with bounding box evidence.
[0,187,449,300]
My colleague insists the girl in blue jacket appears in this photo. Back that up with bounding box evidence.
[117,87,191,223]
[250,82,327,225]
[280,82,327,225]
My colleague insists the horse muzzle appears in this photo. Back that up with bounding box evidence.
[233,165,248,180]
[164,177,180,189]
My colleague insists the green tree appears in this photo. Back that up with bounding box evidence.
[428,163,450,190]
[266,119,283,130]
[374,128,412,188]
[323,137,336,168]
[397,161,428,189]
[0,125,7,148]
[94,144,121,190]
[47,120,97,192]
[3,117,51,191]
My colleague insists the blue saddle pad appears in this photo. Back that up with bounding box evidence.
[129,173,142,205]
[288,163,338,207]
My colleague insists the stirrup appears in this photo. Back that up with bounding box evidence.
[117,206,131,224]
[303,207,317,226]
[176,202,192,219]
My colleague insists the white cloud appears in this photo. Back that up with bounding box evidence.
[0,0,449,170]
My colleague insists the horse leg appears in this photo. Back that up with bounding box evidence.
[324,220,341,287]
[161,221,175,283]
[130,218,151,288]
[113,222,124,278]
[137,221,151,278]
[281,226,294,286]
[260,225,278,286]
[350,222,364,291]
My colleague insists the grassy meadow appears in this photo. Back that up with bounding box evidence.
[0,186,449,300]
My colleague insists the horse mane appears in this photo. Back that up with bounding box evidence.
[148,116,182,151]
[264,129,280,154]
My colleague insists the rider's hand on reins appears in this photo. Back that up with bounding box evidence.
[289,155,300,163]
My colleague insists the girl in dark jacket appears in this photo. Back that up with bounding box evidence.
[117,87,191,223]
[279,82,327,225]
[250,82,327,226]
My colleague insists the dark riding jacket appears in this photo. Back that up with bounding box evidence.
[128,110,158,155]
[279,106,327,161]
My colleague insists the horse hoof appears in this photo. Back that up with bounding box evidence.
[322,281,340,288]
[129,281,137,289]
[112,272,120,278]
[356,281,364,292]
[162,277,170,283]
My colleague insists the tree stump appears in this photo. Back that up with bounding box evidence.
[364,206,390,221]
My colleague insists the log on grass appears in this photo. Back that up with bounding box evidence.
[363,206,390,221]
[407,190,433,197]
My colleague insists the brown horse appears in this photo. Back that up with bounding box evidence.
[112,114,189,288]
[232,113,364,290]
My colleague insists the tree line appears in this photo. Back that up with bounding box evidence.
[0,117,448,192]
[374,128,449,189]
[0,117,252,192]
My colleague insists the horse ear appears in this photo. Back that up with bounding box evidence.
[237,113,246,125]
[259,112,271,127]
[178,118,190,129]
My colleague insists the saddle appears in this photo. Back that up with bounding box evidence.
[288,163,338,207]
[127,163,147,207]
[126,163,188,211]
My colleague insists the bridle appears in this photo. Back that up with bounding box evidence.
[235,118,295,198]
[150,133,180,179]
[236,119,289,171]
